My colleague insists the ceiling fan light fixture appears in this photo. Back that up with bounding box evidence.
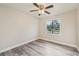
[30,3,54,16]
[38,10,44,14]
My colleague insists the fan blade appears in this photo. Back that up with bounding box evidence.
[30,10,38,12]
[33,3,39,8]
[45,5,53,9]
[44,11,50,14]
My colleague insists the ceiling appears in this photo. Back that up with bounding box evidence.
[0,3,79,19]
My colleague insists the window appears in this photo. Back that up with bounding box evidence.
[47,20,60,34]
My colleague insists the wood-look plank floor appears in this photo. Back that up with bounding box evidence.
[0,39,79,56]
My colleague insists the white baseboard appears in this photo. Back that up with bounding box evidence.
[40,37,79,52]
[0,37,79,53]
[39,37,77,48]
[0,37,38,53]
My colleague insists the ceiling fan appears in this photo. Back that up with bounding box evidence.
[30,3,54,16]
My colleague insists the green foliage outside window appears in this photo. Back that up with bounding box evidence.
[47,20,60,34]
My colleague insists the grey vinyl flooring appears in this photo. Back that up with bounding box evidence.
[0,39,79,56]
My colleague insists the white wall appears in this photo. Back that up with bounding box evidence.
[76,8,79,51]
[39,10,77,47]
[0,6,38,52]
